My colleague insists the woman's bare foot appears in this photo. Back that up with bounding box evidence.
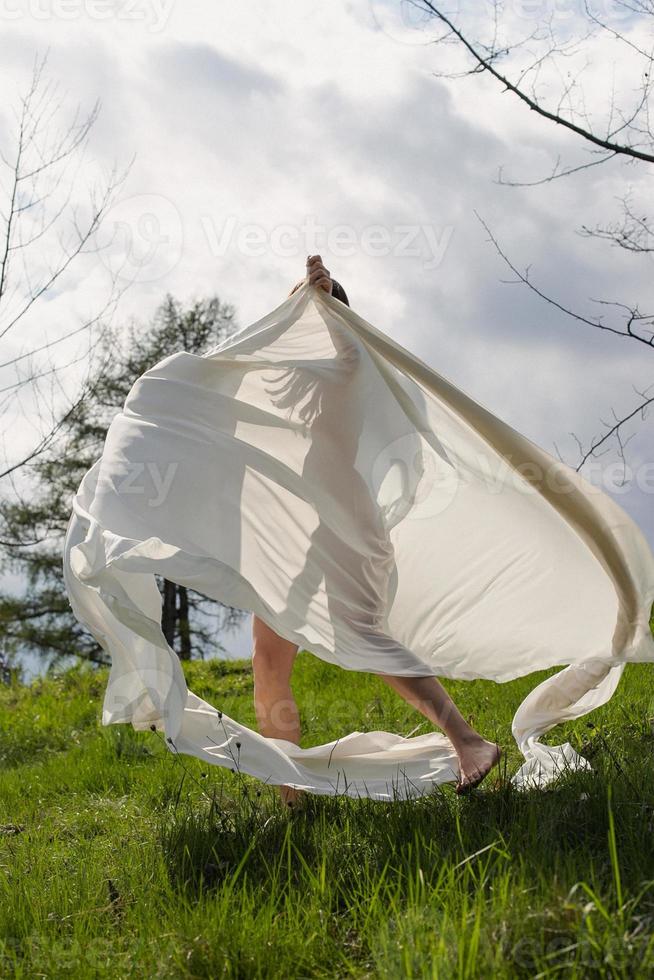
[280,784,305,808]
[454,735,501,795]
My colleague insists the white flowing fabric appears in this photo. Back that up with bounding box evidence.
[63,280,654,799]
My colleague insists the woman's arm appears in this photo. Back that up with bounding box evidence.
[290,255,356,367]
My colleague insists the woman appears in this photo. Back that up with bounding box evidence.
[63,251,654,802]
[252,255,501,804]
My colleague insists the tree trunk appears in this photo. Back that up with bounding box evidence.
[162,578,176,649]
[178,585,192,660]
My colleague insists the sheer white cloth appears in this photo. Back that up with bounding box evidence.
[62,280,654,799]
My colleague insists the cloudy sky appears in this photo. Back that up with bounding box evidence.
[2,0,652,661]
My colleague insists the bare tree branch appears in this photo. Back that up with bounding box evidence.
[417,0,654,162]
[574,390,654,473]
[580,192,654,253]
[475,211,654,347]
[496,152,617,188]
[0,52,131,480]
[406,1,654,474]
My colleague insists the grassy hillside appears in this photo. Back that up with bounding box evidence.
[2,652,654,977]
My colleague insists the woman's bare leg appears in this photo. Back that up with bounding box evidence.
[251,614,499,797]
[251,614,303,806]
[376,673,501,794]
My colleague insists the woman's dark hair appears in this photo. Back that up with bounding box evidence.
[330,280,350,307]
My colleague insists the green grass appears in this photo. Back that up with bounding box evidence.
[2,653,654,977]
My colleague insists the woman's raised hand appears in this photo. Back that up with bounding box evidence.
[306,254,333,294]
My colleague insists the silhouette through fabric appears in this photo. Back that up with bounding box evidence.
[63,280,654,799]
